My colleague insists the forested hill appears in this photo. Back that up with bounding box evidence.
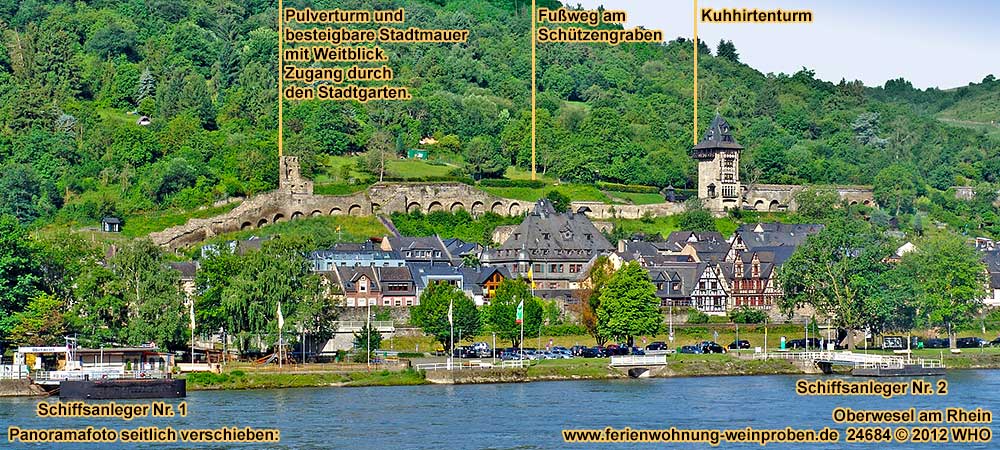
[0,0,998,231]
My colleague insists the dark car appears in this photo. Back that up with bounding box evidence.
[630,347,646,355]
[570,345,587,356]
[923,338,949,348]
[956,337,987,348]
[452,346,479,358]
[786,338,822,349]
[579,347,600,358]
[699,341,726,353]
[991,337,1000,347]
[679,345,703,354]
[646,341,668,351]
[728,340,751,350]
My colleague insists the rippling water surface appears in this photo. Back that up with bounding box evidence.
[2,370,997,449]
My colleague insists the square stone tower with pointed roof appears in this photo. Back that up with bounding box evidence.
[692,114,743,212]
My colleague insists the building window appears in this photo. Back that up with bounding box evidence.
[394,299,401,306]
[383,299,390,306]
[534,263,544,273]
[406,299,413,306]
[387,283,409,292]
[672,282,681,291]
[569,264,582,273]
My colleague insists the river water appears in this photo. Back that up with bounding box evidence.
[1,371,997,449]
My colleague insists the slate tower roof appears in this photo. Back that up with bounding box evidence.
[693,114,744,154]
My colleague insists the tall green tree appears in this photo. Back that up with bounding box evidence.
[873,164,917,215]
[352,321,383,363]
[10,293,67,345]
[110,240,187,348]
[0,215,42,335]
[481,279,542,348]
[778,216,893,349]
[596,262,661,346]
[411,282,479,352]
[898,233,988,348]
[574,256,613,346]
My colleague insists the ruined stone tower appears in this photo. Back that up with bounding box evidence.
[279,155,314,195]
[692,114,743,212]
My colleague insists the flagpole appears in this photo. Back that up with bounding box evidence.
[449,298,454,370]
[190,301,195,366]
[367,299,371,369]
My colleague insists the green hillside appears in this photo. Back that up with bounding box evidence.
[0,0,997,237]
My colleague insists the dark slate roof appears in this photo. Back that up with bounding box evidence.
[458,266,511,295]
[990,274,1000,290]
[335,266,379,293]
[641,254,695,266]
[618,240,662,259]
[688,240,730,263]
[983,250,1000,273]
[747,246,798,266]
[489,199,613,260]
[692,114,743,150]
[443,238,481,257]
[648,262,707,298]
[736,223,823,250]
[388,235,449,253]
[409,263,464,289]
[101,217,122,224]
[168,261,198,279]
[378,266,413,282]
[664,231,726,251]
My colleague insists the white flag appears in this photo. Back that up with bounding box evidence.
[189,301,195,330]
[277,302,284,330]
[447,298,453,326]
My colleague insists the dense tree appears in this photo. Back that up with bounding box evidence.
[0,216,43,335]
[874,164,917,215]
[481,279,542,348]
[363,131,394,182]
[794,187,840,221]
[572,256,613,346]
[716,39,739,62]
[778,216,893,349]
[352,322,383,363]
[677,208,715,232]
[411,282,480,352]
[898,233,988,348]
[544,190,571,213]
[110,240,187,348]
[465,136,507,179]
[596,262,661,346]
[10,293,67,346]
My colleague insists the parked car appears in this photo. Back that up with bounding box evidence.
[699,341,726,353]
[786,338,822,349]
[679,345,703,354]
[728,340,751,350]
[570,345,587,356]
[923,338,949,349]
[451,346,477,358]
[646,341,668,351]
[956,337,987,348]
[630,347,646,355]
[579,347,600,358]
[990,337,1000,347]
[593,346,611,357]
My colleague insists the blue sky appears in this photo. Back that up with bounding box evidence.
[571,0,998,89]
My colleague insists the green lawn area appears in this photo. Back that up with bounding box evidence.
[196,215,387,252]
[503,166,557,182]
[386,159,458,178]
[606,191,667,205]
[122,202,242,237]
